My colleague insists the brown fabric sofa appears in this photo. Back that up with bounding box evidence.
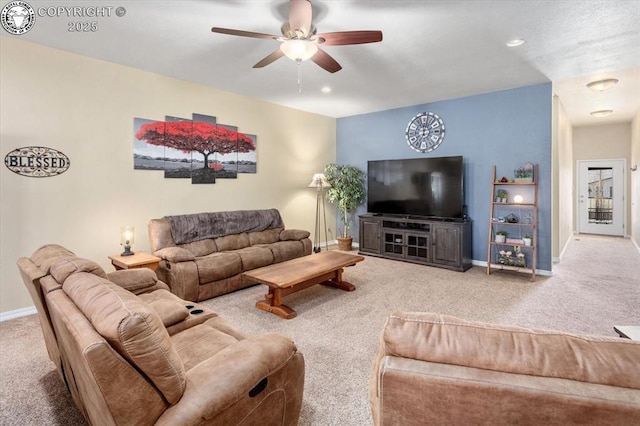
[18,246,305,425]
[148,209,312,301]
[371,311,640,425]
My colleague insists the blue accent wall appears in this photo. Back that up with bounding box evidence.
[336,83,552,271]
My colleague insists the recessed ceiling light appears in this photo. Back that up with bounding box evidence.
[586,78,619,92]
[590,110,613,118]
[321,86,332,94]
[506,39,526,47]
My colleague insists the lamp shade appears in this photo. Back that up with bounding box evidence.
[280,39,318,62]
[308,173,330,188]
[121,226,135,246]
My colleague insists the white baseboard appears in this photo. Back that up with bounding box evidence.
[471,259,553,277]
[0,306,36,322]
[557,232,575,262]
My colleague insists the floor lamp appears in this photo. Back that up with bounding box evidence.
[308,173,331,253]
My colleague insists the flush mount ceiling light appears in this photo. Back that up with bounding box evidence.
[590,110,613,118]
[321,86,332,94]
[506,39,526,47]
[586,78,619,92]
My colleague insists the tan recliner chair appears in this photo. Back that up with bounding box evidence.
[17,244,76,382]
[19,248,305,425]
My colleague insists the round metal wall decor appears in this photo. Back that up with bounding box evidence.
[405,112,446,153]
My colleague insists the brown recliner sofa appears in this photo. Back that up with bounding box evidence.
[18,246,305,425]
[148,209,312,301]
[371,311,640,425]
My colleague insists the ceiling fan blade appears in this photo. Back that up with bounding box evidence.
[316,30,383,46]
[311,48,342,73]
[211,27,278,40]
[289,0,312,36]
[253,49,285,68]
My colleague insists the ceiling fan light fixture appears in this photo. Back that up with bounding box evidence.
[280,39,318,62]
[506,39,526,47]
[590,109,613,118]
[586,78,619,92]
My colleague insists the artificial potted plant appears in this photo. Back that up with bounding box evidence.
[495,230,507,243]
[523,233,532,246]
[324,163,366,251]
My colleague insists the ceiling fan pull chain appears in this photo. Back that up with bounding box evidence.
[297,59,303,94]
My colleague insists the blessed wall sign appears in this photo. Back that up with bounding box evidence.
[4,146,70,177]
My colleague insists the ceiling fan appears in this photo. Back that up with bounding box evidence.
[211,0,383,74]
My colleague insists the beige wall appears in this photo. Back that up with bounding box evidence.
[632,110,640,247]
[552,96,574,260]
[573,122,632,236]
[0,38,336,315]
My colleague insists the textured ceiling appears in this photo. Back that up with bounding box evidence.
[4,0,639,125]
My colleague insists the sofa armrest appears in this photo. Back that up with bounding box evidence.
[280,229,311,241]
[156,333,304,424]
[107,269,168,295]
[153,247,195,262]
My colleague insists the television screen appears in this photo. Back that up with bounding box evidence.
[367,156,464,220]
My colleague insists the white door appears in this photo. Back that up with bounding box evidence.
[577,159,625,236]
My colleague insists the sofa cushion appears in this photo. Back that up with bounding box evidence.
[50,257,107,283]
[147,299,190,327]
[383,312,640,389]
[30,244,76,274]
[236,246,274,271]
[215,233,250,252]
[180,239,218,257]
[61,271,186,404]
[107,268,167,294]
[266,241,307,263]
[280,229,310,241]
[171,324,241,370]
[248,228,283,245]
[195,252,243,284]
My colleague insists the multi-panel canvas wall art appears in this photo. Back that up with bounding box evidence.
[133,113,257,184]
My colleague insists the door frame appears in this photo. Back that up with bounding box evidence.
[576,158,627,236]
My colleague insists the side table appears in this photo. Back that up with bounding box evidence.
[109,252,161,271]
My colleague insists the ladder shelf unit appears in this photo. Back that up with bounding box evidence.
[486,164,538,281]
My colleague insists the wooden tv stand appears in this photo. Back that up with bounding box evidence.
[358,214,472,272]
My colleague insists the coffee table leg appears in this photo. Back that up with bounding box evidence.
[322,268,356,292]
[255,287,297,319]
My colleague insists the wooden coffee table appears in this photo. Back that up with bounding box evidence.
[243,251,364,319]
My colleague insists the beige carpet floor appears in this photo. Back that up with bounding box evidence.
[1,234,639,425]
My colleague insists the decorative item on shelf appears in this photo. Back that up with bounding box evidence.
[522,212,532,224]
[324,163,366,251]
[523,234,532,246]
[498,247,525,267]
[308,173,331,253]
[505,213,519,223]
[500,176,509,183]
[513,194,524,203]
[495,230,507,243]
[514,162,534,183]
[120,226,135,256]
[506,238,524,245]
[495,189,508,203]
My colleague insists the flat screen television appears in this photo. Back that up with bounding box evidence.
[367,156,464,220]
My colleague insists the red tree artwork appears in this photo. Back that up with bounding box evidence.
[135,121,255,169]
